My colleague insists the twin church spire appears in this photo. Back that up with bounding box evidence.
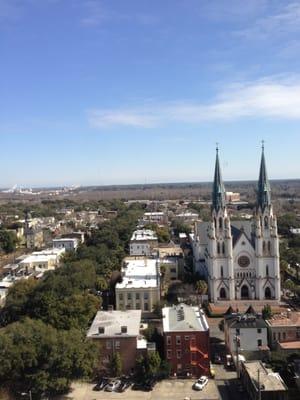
[211,144,271,213]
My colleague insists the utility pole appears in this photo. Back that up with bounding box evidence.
[258,368,261,400]
[235,335,240,379]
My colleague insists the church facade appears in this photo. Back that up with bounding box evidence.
[192,147,281,303]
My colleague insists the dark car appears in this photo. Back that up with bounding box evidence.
[132,379,155,392]
[93,378,109,391]
[116,378,131,392]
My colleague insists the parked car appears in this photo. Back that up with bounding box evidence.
[105,380,121,392]
[132,378,156,392]
[193,376,209,391]
[116,378,132,392]
[93,377,109,391]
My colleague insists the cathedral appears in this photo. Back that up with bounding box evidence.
[192,146,281,303]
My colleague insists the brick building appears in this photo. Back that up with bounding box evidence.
[266,310,300,353]
[162,304,210,377]
[87,309,143,374]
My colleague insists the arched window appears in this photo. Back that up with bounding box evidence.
[264,216,268,228]
[268,241,271,253]
[217,242,220,254]
[221,266,224,277]
[220,288,226,299]
[219,218,223,229]
[263,241,266,252]
[265,287,271,299]
[222,242,225,254]
[214,218,217,228]
[266,265,269,276]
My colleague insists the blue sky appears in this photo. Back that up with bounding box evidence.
[1,0,300,187]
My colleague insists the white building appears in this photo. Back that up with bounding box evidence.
[143,212,167,225]
[19,247,65,275]
[115,258,160,312]
[129,229,158,256]
[224,312,269,357]
[53,237,79,251]
[191,146,281,302]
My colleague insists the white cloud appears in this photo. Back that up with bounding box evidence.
[88,76,300,128]
[236,2,300,39]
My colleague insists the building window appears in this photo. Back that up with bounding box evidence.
[278,332,281,341]
[167,336,171,346]
[136,303,140,309]
[144,292,149,300]
[136,293,140,300]
[236,328,240,335]
[176,336,181,346]
[144,303,149,311]
[167,350,172,359]
[106,341,111,349]
[170,268,176,273]
[221,266,223,277]
[222,242,225,254]
[283,332,286,340]
[217,242,220,254]
[115,341,120,349]
[177,350,182,359]
[273,332,276,341]
[185,336,190,341]
[257,339,262,347]
[191,352,197,361]
[266,265,269,276]
[257,328,262,334]
[119,294,123,301]
[127,293,131,300]
[219,218,223,229]
[268,241,271,253]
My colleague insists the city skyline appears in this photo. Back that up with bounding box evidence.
[1,1,300,186]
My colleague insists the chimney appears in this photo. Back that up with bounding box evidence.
[121,326,127,334]
[98,326,105,334]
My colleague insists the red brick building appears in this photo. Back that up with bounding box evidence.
[162,304,210,377]
[87,309,145,374]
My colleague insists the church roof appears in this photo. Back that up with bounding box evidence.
[257,144,271,211]
[231,221,255,248]
[212,147,226,213]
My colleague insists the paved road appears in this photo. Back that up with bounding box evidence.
[208,317,249,400]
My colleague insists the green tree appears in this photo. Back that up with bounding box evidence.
[0,229,17,253]
[262,304,272,320]
[110,352,122,377]
[195,280,208,295]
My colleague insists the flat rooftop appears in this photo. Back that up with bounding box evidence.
[130,229,157,242]
[87,309,141,338]
[267,311,300,327]
[243,361,287,392]
[116,258,159,289]
[162,304,209,333]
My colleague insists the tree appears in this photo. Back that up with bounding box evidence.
[0,318,97,398]
[262,304,272,320]
[110,352,122,377]
[0,229,17,253]
[195,280,208,295]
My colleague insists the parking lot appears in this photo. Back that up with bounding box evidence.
[62,379,220,400]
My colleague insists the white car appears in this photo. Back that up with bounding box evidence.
[193,376,209,391]
[105,380,121,392]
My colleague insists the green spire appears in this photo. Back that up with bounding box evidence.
[257,141,271,211]
[212,145,226,212]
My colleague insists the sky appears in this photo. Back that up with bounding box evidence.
[1,0,300,187]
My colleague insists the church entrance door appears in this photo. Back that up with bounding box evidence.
[265,287,271,299]
[241,285,250,299]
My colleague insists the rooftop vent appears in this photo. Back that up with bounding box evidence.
[121,326,127,334]
[98,326,105,334]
